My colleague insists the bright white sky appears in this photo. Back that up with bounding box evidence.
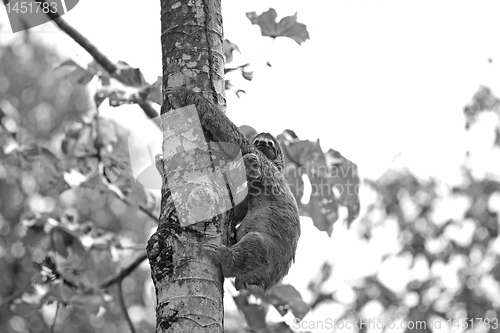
[2,0,500,329]
[2,0,500,181]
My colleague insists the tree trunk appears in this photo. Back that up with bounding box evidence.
[147,0,226,332]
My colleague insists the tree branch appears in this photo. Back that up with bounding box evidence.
[99,253,146,333]
[41,2,160,123]
[99,252,148,289]
[50,302,60,333]
[43,6,116,75]
[0,288,30,308]
[117,281,137,333]
[138,204,159,223]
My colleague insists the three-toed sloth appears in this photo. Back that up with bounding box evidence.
[165,87,301,291]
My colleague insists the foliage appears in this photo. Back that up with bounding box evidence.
[246,8,310,45]
[240,127,360,236]
[225,8,309,97]
[301,88,500,333]
[463,86,500,147]
[0,8,335,332]
[0,39,157,333]
[7,4,498,333]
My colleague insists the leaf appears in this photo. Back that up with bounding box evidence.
[11,286,46,314]
[50,226,86,259]
[94,86,114,107]
[61,123,84,155]
[280,138,327,177]
[85,229,120,252]
[247,283,309,319]
[110,169,137,199]
[463,86,500,129]
[275,135,306,203]
[114,61,147,87]
[108,90,129,107]
[87,60,112,85]
[50,228,70,258]
[17,286,43,305]
[495,126,500,148]
[10,301,41,316]
[68,67,95,85]
[148,76,163,105]
[281,129,298,141]
[20,144,59,164]
[241,69,254,81]
[277,131,360,232]
[325,149,360,225]
[61,122,95,159]
[224,39,240,64]
[98,163,125,199]
[285,163,305,204]
[20,213,53,249]
[239,125,258,141]
[269,284,309,319]
[246,8,310,45]
[18,144,67,196]
[268,322,295,333]
[307,262,333,294]
[278,136,328,217]
[69,293,105,314]
[44,283,75,304]
[306,186,338,236]
[225,80,246,97]
[96,117,118,147]
[233,292,268,331]
[55,59,80,70]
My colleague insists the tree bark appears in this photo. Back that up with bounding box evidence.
[147,0,226,332]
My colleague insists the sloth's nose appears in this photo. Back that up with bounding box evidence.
[254,139,274,148]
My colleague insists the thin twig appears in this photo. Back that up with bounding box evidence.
[138,204,159,222]
[40,2,160,124]
[0,288,29,308]
[42,5,116,74]
[117,281,137,333]
[99,252,148,289]
[225,38,275,74]
[85,181,158,223]
[138,101,161,123]
[50,302,60,332]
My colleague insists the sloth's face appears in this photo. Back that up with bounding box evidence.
[253,134,278,161]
